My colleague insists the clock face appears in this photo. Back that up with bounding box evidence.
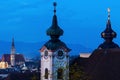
[57,50,64,59]
[44,50,48,59]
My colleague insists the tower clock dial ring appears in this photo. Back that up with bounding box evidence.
[57,50,64,59]
[44,50,48,59]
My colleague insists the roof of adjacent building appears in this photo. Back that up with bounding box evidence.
[86,48,120,80]
[98,41,119,49]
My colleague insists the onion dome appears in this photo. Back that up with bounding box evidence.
[41,2,70,52]
[44,40,70,51]
[101,8,116,39]
[98,8,119,49]
[46,2,64,40]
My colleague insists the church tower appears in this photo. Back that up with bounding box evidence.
[11,38,15,67]
[98,8,119,49]
[40,2,71,80]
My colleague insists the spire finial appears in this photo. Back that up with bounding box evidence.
[53,2,57,15]
[108,8,110,20]
[12,37,14,47]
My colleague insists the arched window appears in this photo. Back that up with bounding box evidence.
[45,68,48,79]
[57,68,63,79]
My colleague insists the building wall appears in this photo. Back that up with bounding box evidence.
[41,48,69,80]
[41,48,53,80]
[53,49,69,80]
[0,62,8,69]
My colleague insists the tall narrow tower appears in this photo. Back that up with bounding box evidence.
[11,38,15,67]
[40,2,70,80]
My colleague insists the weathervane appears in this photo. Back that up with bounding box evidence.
[108,8,110,20]
[53,2,57,15]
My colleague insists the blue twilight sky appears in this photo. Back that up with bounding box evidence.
[0,0,120,49]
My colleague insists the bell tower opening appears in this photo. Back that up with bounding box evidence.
[45,68,48,79]
[57,68,63,80]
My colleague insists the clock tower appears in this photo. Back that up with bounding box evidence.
[40,2,71,80]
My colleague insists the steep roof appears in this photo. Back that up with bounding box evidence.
[1,54,10,64]
[1,54,25,65]
[86,48,120,80]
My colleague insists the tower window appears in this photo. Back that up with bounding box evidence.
[44,51,48,59]
[45,68,48,79]
[45,51,48,56]
[57,68,63,79]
